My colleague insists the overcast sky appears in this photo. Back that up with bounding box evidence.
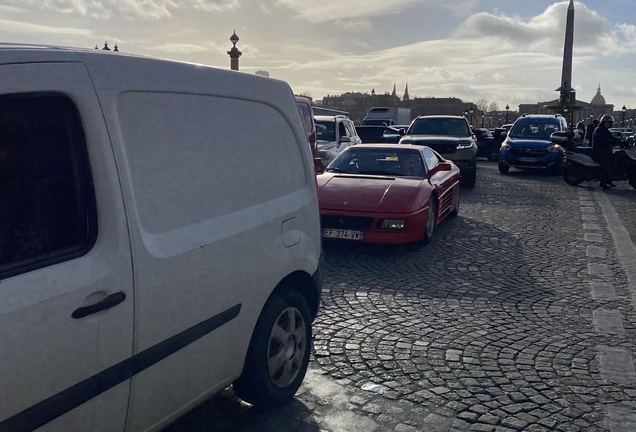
[1,0,635,110]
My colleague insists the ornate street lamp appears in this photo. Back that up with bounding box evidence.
[488,116,491,128]
[498,117,501,127]
[589,112,594,124]
[469,107,474,126]
[464,110,468,118]
[481,113,485,128]
[505,104,510,124]
[622,105,627,127]
[227,30,242,71]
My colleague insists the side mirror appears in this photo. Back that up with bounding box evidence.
[339,136,351,143]
[550,131,572,145]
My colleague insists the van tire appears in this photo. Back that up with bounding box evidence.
[233,289,311,408]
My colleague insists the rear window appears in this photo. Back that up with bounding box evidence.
[408,117,471,137]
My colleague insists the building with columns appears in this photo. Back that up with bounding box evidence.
[518,85,614,125]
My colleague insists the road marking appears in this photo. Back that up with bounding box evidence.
[599,347,636,385]
[594,190,636,307]
[590,282,618,300]
[585,233,604,242]
[606,406,636,432]
[588,263,611,277]
[586,246,606,258]
[590,190,636,432]
[593,309,626,337]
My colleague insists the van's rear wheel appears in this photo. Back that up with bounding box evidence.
[233,290,311,408]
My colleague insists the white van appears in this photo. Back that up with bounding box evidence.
[0,45,322,432]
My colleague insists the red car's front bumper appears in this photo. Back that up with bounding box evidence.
[320,206,430,244]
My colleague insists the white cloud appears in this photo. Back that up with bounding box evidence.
[2,0,239,19]
[259,3,271,15]
[189,0,240,12]
[335,18,372,33]
[0,17,93,36]
[453,1,621,54]
[150,42,210,53]
[274,0,418,22]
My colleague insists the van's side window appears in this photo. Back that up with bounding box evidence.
[0,94,97,278]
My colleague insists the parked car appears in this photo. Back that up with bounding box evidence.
[296,96,324,173]
[355,125,404,144]
[473,127,499,161]
[317,144,460,244]
[0,45,322,432]
[315,114,362,165]
[399,115,478,187]
[498,114,568,174]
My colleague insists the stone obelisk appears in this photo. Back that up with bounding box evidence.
[558,0,575,93]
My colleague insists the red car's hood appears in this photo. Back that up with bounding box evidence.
[318,174,424,213]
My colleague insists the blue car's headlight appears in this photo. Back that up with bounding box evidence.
[501,143,511,151]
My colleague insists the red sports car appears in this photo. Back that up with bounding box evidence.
[317,144,461,244]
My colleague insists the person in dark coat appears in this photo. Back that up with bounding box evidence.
[585,119,599,146]
[592,115,622,189]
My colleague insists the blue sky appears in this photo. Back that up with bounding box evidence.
[0,0,635,111]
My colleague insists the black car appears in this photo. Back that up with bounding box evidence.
[400,115,477,187]
[355,125,404,144]
[473,128,500,161]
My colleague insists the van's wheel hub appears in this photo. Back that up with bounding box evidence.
[268,307,306,388]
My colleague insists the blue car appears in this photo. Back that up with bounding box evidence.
[499,114,568,174]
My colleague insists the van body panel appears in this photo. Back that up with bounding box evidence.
[0,47,321,432]
[81,53,320,431]
[0,62,133,432]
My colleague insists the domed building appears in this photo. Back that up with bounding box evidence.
[518,84,614,125]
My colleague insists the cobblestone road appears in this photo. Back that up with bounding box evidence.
[167,161,636,432]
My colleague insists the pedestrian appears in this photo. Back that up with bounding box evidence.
[573,122,585,143]
[585,119,599,146]
[592,114,622,189]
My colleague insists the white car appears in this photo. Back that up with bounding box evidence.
[0,44,322,432]
[315,114,362,165]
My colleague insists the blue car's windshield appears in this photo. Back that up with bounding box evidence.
[510,121,560,139]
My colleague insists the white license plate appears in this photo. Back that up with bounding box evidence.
[518,157,538,162]
[323,228,364,240]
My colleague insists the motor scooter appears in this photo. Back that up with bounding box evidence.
[550,131,636,189]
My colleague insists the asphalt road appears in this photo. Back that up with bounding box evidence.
[166,160,636,432]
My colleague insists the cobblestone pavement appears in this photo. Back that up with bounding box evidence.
[166,161,636,432]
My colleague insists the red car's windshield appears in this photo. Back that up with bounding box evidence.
[327,148,425,177]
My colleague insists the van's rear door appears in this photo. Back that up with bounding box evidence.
[0,61,134,432]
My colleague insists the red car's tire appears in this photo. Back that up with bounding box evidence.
[422,197,437,244]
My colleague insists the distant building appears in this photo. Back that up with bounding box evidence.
[318,84,478,124]
[518,84,614,124]
[255,70,269,77]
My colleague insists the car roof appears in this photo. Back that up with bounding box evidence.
[414,115,465,120]
[355,125,401,130]
[516,114,562,121]
[343,144,427,151]
[314,115,349,121]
